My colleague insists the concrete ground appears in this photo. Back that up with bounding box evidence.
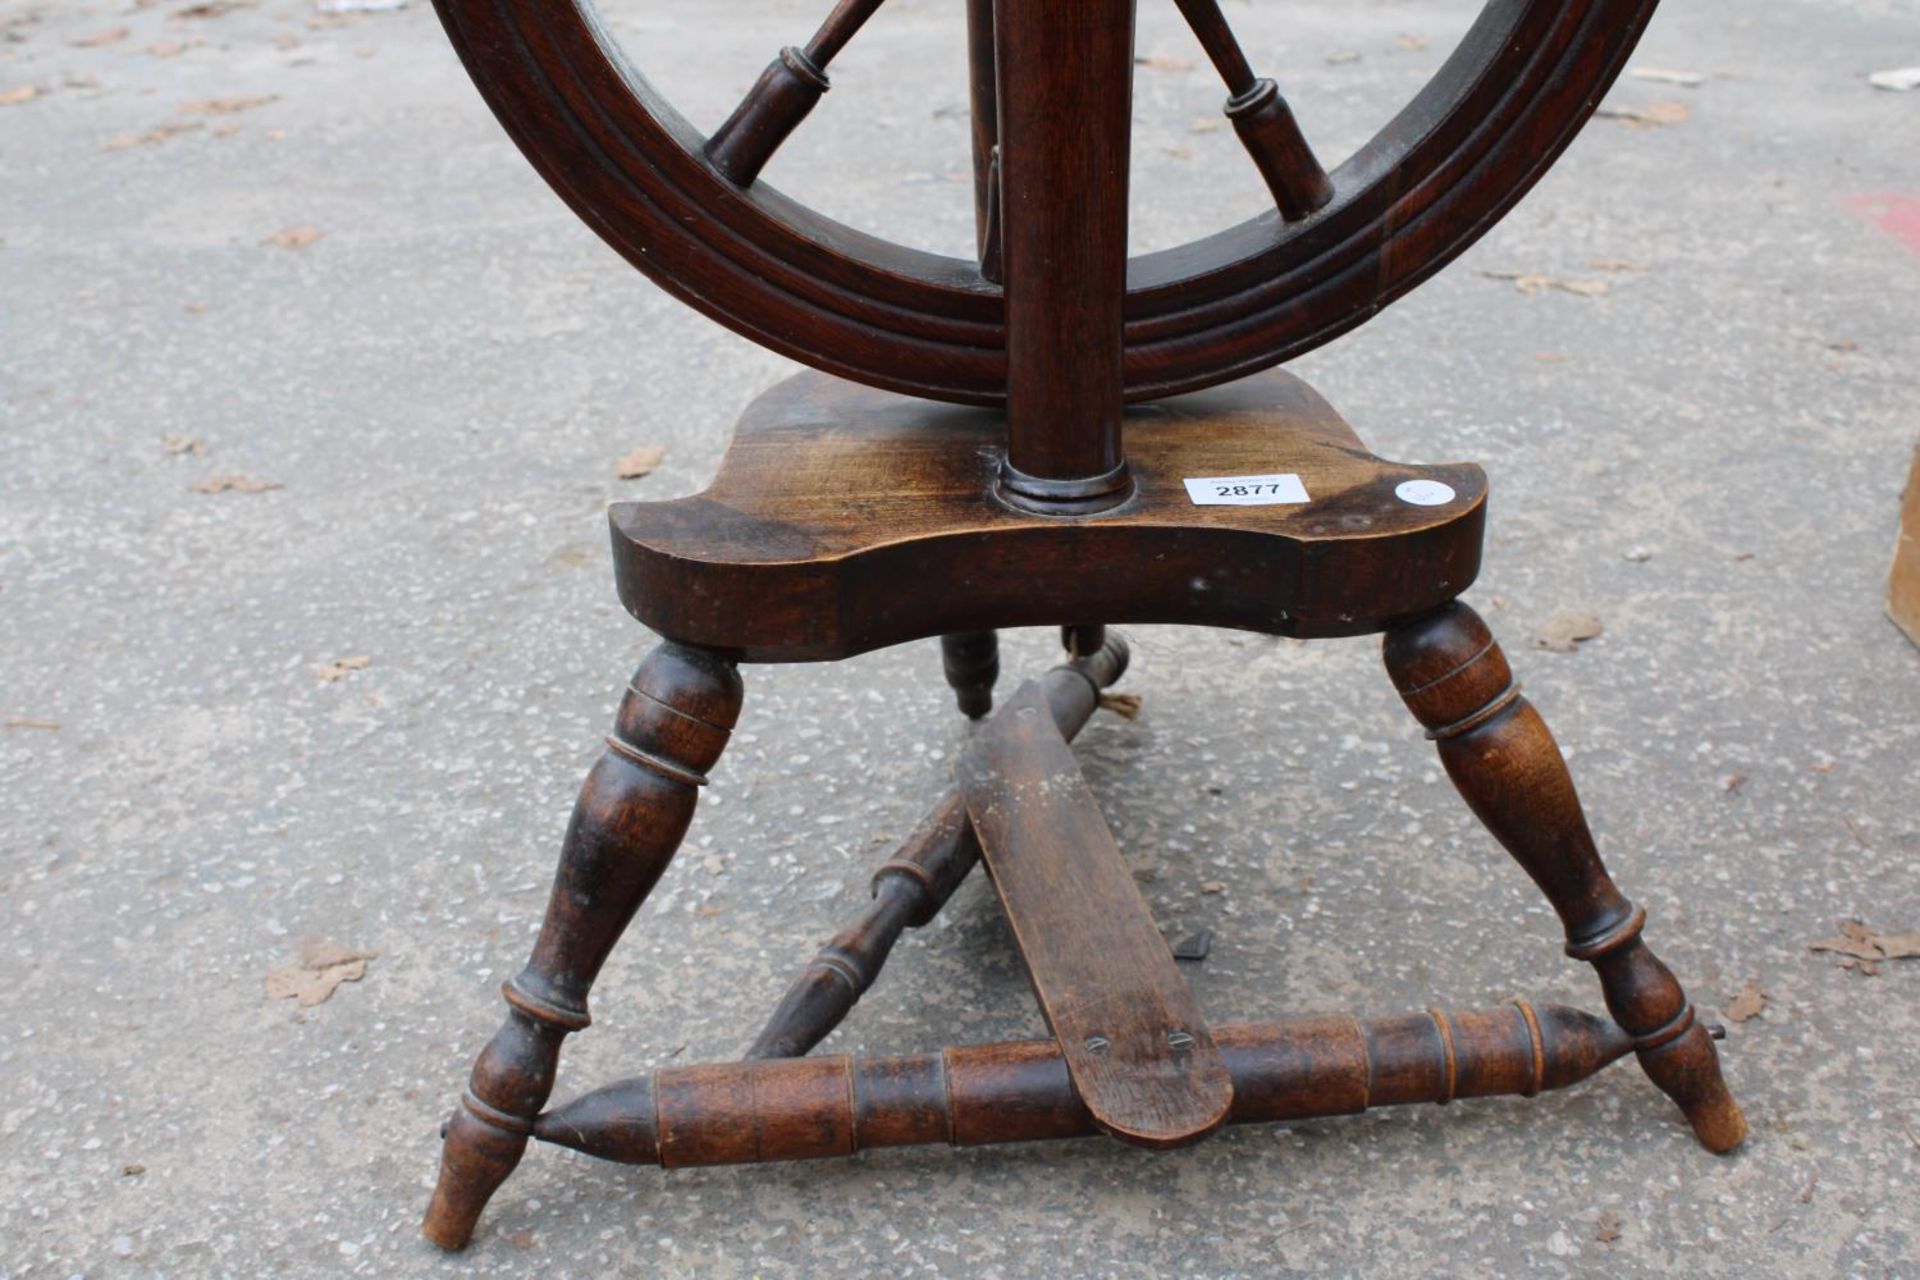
[3,0,1918,1275]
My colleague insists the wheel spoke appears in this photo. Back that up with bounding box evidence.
[704,0,890,186]
[1170,0,1332,221]
[965,0,1000,279]
[979,147,1003,283]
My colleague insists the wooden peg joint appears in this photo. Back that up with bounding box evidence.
[746,637,1131,1061]
[461,1089,536,1137]
[1224,78,1334,221]
[704,47,831,187]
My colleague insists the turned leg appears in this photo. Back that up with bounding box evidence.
[1061,623,1105,659]
[940,630,1000,719]
[422,642,743,1249]
[1382,602,1746,1153]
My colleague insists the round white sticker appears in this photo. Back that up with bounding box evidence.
[1394,479,1456,507]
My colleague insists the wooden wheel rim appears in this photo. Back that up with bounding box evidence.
[436,0,1657,406]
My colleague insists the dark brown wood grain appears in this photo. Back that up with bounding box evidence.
[537,1002,1633,1166]
[747,635,1130,1061]
[966,0,1000,279]
[1226,78,1334,223]
[421,643,742,1250]
[1172,0,1332,220]
[430,0,1661,406]
[1383,603,1747,1153]
[939,630,1000,720]
[959,681,1233,1149]
[995,0,1134,502]
[417,0,1743,1253]
[703,0,889,187]
[610,370,1485,661]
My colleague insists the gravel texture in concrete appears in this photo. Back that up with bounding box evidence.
[3,0,1918,1275]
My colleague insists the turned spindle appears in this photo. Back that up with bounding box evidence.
[544,1003,1632,1167]
[422,643,744,1250]
[940,630,1001,719]
[704,0,889,186]
[747,635,1131,1060]
[1172,0,1332,220]
[1383,602,1746,1153]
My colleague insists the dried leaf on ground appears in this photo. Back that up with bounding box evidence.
[614,443,667,480]
[1098,692,1143,720]
[507,1228,535,1250]
[1188,117,1224,134]
[181,94,277,115]
[1595,1212,1622,1244]
[1479,270,1612,298]
[5,717,61,731]
[190,474,281,494]
[1596,100,1690,128]
[264,937,377,1006]
[314,655,370,683]
[1135,54,1193,72]
[0,86,37,106]
[176,1,255,17]
[1533,609,1604,652]
[1867,67,1920,92]
[161,432,206,456]
[74,26,130,47]
[104,122,202,150]
[1723,978,1767,1023]
[264,226,321,249]
[1629,67,1706,87]
[1810,920,1920,974]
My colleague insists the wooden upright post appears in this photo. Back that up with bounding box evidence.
[994,0,1136,510]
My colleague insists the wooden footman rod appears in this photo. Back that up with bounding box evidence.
[534,1002,1634,1168]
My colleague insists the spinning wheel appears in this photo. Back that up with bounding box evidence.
[421,0,1745,1254]
[439,0,1657,405]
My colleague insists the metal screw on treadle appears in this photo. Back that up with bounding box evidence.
[1083,1035,1110,1054]
[1167,1030,1196,1054]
